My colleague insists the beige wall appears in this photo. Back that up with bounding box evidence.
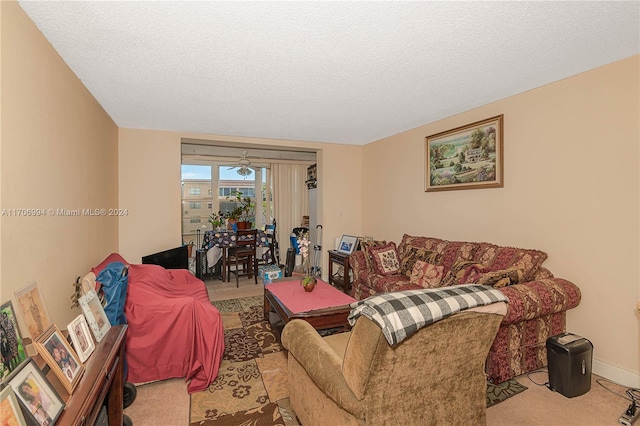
[0,2,119,331]
[118,129,362,268]
[363,55,640,385]
[5,0,638,386]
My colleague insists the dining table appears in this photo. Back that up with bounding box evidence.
[202,229,273,281]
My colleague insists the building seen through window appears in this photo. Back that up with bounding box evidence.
[181,164,266,244]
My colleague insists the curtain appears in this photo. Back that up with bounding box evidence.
[272,163,309,249]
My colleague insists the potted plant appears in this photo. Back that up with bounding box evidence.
[209,211,225,231]
[228,190,254,230]
[297,232,317,291]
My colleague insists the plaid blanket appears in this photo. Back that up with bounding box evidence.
[348,284,508,345]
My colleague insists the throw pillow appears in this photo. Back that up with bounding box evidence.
[361,240,387,270]
[399,247,441,276]
[474,243,548,282]
[441,260,486,286]
[477,267,524,288]
[369,242,401,275]
[410,260,445,288]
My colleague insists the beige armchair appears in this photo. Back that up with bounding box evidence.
[281,306,505,426]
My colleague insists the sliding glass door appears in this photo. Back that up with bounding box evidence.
[181,161,270,246]
[181,164,214,245]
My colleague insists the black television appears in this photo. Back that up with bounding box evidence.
[141,245,189,270]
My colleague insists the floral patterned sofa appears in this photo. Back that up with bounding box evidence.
[349,234,581,384]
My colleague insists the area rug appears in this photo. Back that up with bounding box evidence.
[190,296,526,425]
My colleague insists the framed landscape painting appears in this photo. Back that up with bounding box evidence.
[425,114,504,192]
[0,300,28,380]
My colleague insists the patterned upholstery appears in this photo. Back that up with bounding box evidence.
[349,235,581,384]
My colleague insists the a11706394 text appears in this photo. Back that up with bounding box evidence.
[1,208,128,217]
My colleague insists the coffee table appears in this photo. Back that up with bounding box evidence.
[264,277,357,340]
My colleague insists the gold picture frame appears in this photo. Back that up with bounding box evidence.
[14,281,53,339]
[34,325,85,394]
[425,114,504,192]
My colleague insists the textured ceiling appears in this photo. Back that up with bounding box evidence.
[18,1,640,145]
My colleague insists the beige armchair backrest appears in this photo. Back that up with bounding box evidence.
[283,307,504,426]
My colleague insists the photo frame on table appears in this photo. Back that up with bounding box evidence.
[34,325,84,394]
[78,289,111,343]
[425,114,504,192]
[1,300,28,380]
[1,385,28,426]
[7,358,65,426]
[14,282,53,339]
[67,314,95,363]
[337,235,358,255]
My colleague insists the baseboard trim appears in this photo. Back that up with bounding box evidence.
[593,358,640,388]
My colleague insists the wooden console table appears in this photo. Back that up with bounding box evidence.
[327,250,352,294]
[33,324,128,426]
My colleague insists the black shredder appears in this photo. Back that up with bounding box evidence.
[546,333,593,398]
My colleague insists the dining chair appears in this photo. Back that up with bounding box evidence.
[261,219,280,267]
[227,228,258,287]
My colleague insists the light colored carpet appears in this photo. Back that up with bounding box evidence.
[486,372,631,425]
[123,377,189,426]
[124,276,635,425]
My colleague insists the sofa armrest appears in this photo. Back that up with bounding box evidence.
[281,320,363,417]
[499,278,581,324]
[350,251,369,280]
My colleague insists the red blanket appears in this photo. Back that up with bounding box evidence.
[93,254,224,393]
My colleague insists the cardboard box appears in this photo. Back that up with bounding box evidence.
[259,265,283,283]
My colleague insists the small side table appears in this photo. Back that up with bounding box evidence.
[327,250,352,294]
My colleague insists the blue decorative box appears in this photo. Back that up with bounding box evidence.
[259,265,282,283]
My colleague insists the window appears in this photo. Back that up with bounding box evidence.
[181,165,213,244]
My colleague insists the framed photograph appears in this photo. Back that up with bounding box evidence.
[34,325,84,394]
[425,114,504,192]
[14,282,53,339]
[1,301,28,380]
[78,290,111,343]
[337,235,358,255]
[67,314,95,363]
[8,358,65,426]
[1,386,28,426]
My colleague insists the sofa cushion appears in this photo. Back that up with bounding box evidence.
[439,242,480,276]
[360,240,387,270]
[474,243,547,282]
[476,267,524,288]
[397,234,447,260]
[399,247,441,276]
[369,242,400,275]
[409,260,445,288]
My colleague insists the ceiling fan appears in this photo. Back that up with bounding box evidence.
[229,150,253,176]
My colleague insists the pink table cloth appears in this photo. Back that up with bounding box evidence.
[265,279,356,314]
